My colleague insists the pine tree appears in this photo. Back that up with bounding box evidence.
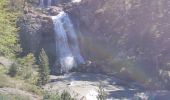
[38,49,50,86]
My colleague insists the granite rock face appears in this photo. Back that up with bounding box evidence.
[68,0,170,86]
[17,8,56,69]
[18,0,170,87]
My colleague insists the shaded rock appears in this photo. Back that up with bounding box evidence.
[17,9,56,71]
[68,0,170,87]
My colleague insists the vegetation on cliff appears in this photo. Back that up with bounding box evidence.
[0,0,48,99]
[0,0,21,57]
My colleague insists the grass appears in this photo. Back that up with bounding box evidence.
[0,66,43,95]
[0,72,15,88]
[0,65,15,88]
[0,93,30,100]
[0,73,42,99]
[19,83,43,95]
[43,90,75,100]
[0,65,7,74]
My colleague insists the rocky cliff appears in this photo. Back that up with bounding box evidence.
[18,0,170,88]
[68,0,170,87]
[17,7,59,72]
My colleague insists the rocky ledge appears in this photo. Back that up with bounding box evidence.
[44,72,170,100]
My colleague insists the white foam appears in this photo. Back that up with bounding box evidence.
[72,0,82,3]
[86,90,98,100]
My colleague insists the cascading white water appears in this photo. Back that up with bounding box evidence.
[47,0,52,6]
[62,14,85,64]
[39,0,51,7]
[52,11,85,73]
[39,0,44,7]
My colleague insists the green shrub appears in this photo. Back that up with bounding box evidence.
[19,82,43,95]
[61,91,74,100]
[8,63,18,77]
[16,53,39,85]
[97,82,107,100]
[43,91,61,100]
[43,90,75,100]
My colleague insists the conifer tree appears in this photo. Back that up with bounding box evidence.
[38,49,50,85]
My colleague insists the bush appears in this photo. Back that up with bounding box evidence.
[43,91,61,100]
[16,53,39,85]
[97,82,107,100]
[19,83,43,95]
[61,91,74,100]
[43,90,75,100]
[8,63,18,77]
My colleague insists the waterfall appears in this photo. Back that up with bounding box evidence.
[62,14,85,64]
[39,0,44,7]
[47,0,52,6]
[52,11,85,73]
[39,0,51,7]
